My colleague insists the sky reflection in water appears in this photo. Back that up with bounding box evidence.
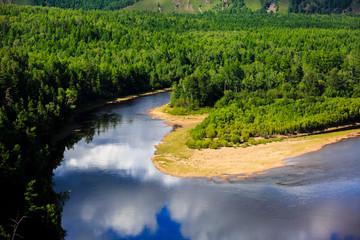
[53,92,360,240]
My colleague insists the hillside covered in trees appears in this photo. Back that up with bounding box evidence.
[5,0,360,14]
[3,0,136,10]
[289,0,355,14]
[0,3,360,239]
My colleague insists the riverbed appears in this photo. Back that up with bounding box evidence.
[53,92,360,240]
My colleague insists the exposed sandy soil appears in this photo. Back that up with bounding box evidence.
[147,103,207,127]
[107,88,172,104]
[267,1,276,13]
[149,104,360,179]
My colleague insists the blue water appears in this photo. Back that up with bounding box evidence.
[53,92,360,240]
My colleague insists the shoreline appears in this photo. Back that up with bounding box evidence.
[105,88,172,105]
[149,104,360,179]
[52,88,172,144]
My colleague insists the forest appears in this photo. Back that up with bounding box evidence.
[31,0,136,10]
[288,0,354,14]
[0,3,360,239]
[186,95,360,149]
[9,0,360,14]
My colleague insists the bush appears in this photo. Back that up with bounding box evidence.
[242,131,250,142]
[186,140,196,149]
[195,140,203,149]
[220,140,229,147]
[230,134,240,144]
[201,139,212,148]
[191,128,206,140]
[211,141,220,149]
[206,129,216,139]
[257,139,267,144]
[241,142,250,148]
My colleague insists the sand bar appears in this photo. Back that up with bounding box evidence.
[149,104,360,179]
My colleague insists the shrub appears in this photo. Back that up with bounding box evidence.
[191,127,206,140]
[186,140,196,149]
[195,140,203,150]
[242,131,250,142]
[206,129,216,139]
[230,134,240,144]
[248,138,256,145]
[211,141,220,149]
[241,142,250,148]
[220,140,229,147]
[201,139,212,148]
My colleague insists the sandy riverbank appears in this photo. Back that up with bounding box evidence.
[106,88,172,104]
[149,104,360,179]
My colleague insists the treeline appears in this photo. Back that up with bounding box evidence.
[30,0,135,10]
[187,95,360,149]
[217,0,273,15]
[170,28,360,108]
[213,0,246,12]
[288,0,353,14]
[1,4,360,238]
[8,0,359,14]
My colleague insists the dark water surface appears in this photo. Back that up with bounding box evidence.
[53,92,360,240]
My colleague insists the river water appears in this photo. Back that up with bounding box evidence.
[53,92,360,240]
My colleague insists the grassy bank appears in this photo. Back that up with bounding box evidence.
[244,0,262,11]
[277,0,289,13]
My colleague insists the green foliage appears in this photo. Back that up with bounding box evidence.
[10,0,360,14]
[276,0,290,13]
[0,225,10,240]
[191,125,206,140]
[0,3,360,237]
[211,141,220,149]
[166,105,213,116]
[201,139,212,148]
[189,96,360,148]
[31,0,135,10]
[186,140,196,148]
[289,0,353,14]
[171,68,223,108]
[169,13,360,108]
[230,133,240,144]
[244,0,262,10]
[24,180,42,213]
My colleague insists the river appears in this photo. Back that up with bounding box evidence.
[53,92,360,240]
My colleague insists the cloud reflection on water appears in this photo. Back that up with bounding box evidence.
[58,173,360,240]
[54,112,180,185]
[168,184,360,240]
[59,174,166,240]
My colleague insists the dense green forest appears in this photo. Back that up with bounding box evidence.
[31,0,136,10]
[167,2,360,148]
[8,0,360,14]
[8,0,136,10]
[187,95,360,149]
[288,0,353,14]
[1,3,360,239]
